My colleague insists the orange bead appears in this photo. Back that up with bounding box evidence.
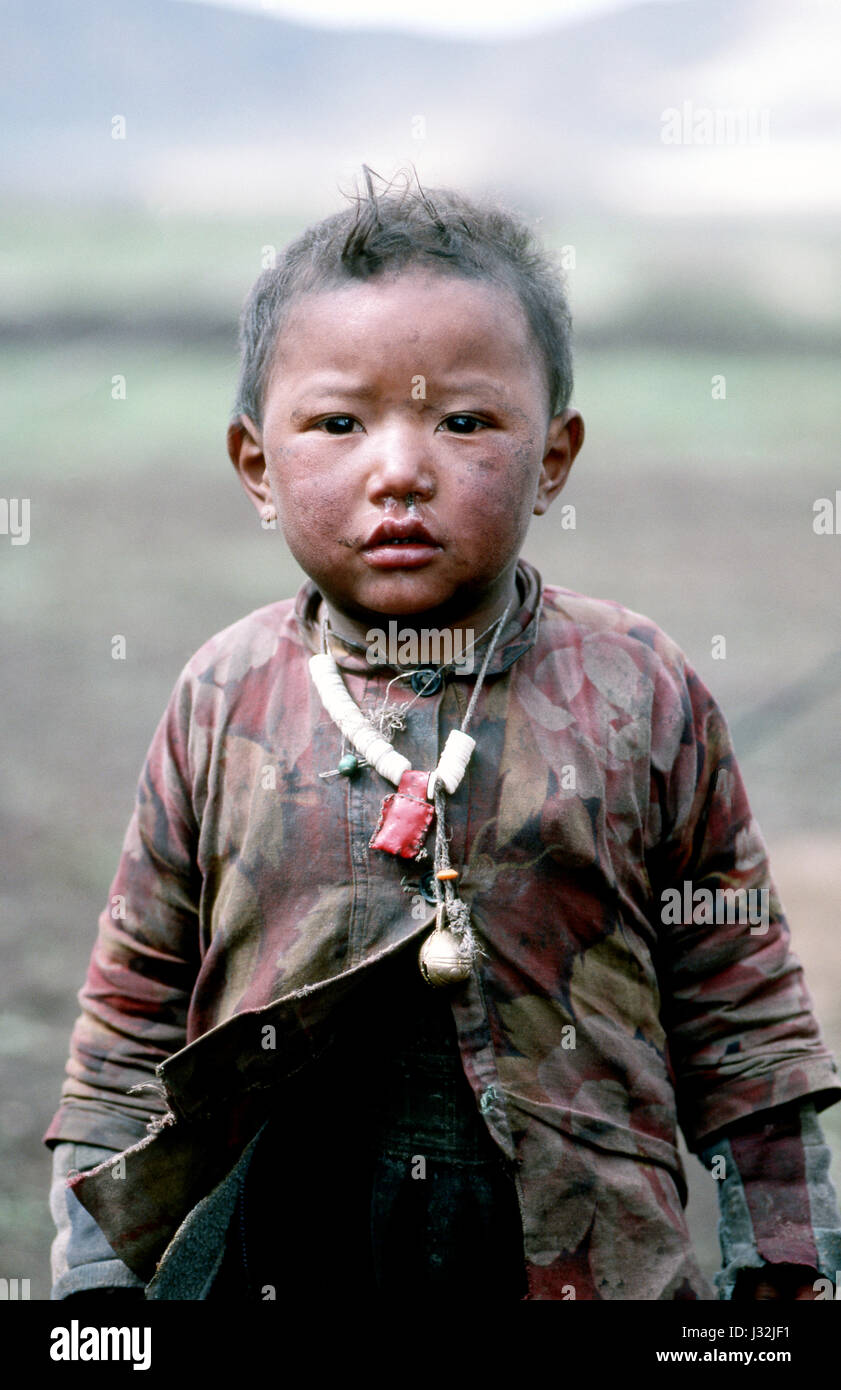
[436,868,459,881]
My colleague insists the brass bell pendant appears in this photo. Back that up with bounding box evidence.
[418,927,474,987]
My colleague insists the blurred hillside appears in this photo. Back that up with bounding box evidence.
[3,0,841,218]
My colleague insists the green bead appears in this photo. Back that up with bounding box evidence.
[338,753,360,777]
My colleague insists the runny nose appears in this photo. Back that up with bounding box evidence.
[366,425,434,505]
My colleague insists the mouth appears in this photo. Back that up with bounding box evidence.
[361,517,443,570]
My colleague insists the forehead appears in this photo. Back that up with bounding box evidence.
[266,268,541,386]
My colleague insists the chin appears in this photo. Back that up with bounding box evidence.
[341,582,462,623]
[359,595,451,622]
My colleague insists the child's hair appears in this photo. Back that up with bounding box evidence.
[232,166,574,426]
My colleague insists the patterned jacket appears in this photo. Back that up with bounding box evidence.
[45,560,841,1299]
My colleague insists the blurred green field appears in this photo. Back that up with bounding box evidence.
[2,203,840,1297]
[3,341,841,484]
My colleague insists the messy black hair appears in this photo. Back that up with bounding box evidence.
[232,166,574,425]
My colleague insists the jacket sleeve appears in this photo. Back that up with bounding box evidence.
[645,657,841,1147]
[49,1142,148,1299]
[700,1098,841,1299]
[43,666,203,1153]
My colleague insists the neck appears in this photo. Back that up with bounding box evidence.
[316,569,522,654]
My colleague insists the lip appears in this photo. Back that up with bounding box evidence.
[363,517,440,548]
[361,516,443,569]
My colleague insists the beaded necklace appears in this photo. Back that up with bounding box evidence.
[308,602,512,985]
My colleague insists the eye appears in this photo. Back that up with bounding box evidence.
[440,414,487,434]
[318,415,360,434]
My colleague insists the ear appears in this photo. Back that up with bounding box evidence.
[534,408,584,516]
[227,414,273,517]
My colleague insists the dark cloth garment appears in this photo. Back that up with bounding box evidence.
[46,559,841,1298]
[210,949,527,1300]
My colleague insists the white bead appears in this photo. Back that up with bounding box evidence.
[309,653,410,786]
[433,729,476,795]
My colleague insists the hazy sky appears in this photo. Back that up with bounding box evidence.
[181,0,685,39]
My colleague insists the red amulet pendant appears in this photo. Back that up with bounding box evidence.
[369,770,435,859]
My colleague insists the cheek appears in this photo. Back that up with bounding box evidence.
[457,440,539,530]
[268,450,350,536]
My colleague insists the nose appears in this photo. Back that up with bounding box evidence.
[364,420,435,507]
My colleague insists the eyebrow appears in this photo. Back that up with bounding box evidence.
[292,381,375,397]
[289,384,375,423]
[288,378,511,420]
[433,379,510,396]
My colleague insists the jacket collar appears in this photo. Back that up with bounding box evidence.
[293,557,544,679]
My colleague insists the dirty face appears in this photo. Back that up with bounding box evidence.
[229,267,582,639]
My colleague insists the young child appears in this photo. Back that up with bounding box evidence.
[46,170,841,1302]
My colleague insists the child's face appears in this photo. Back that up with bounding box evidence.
[229,267,583,635]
